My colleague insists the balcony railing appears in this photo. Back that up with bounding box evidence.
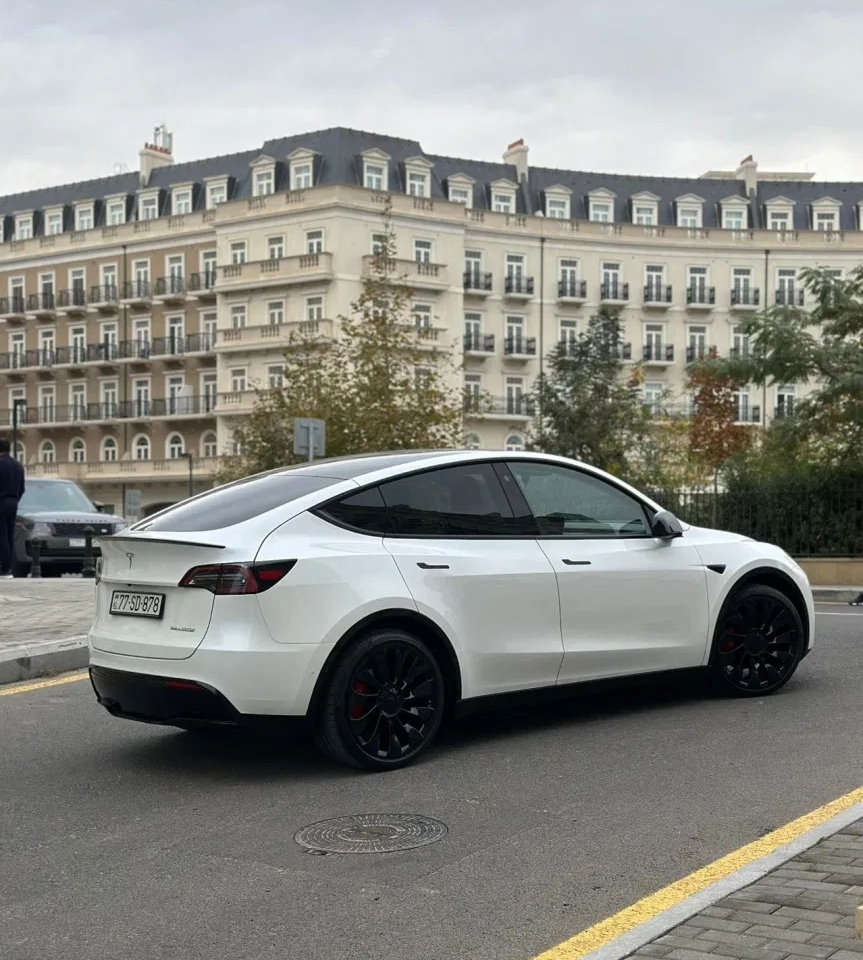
[774,401,795,419]
[0,296,26,316]
[736,405,762,424]
[601,281,629,302]
[187,271,217,293]
[615,342,633,361]
[504,336,537,357]
[686,346,717,363]
[775,288,805,306]
[155,275,186,297]
[558,278,587,299]
[26,292,56,312]
[730,287,760,307]
[687,286,716,305]
[643,284,672,304]
[0,395,216,427]
[463,395,536,417]
[463,270,493,292]
[504,275,534,296]
[121,280,152,300]
[89,283,119,305]
[463,332,495,353]
[643,344,674,362]
[57,288,88,310]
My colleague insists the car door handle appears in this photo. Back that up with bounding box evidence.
[417,562,449,570]
[562,559,591,566]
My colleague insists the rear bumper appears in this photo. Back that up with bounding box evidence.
[90,666,240,725]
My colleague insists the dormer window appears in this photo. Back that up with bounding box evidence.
[75,205,94,231]
[365,163,385,190]
[544,186,572,220]
[292,163,312,190]
[407,172,428,197]
[764,197,795,233]
[404,156,434,199]
[106,198,126,225]
[814,211,838,231]
[493,193,514,213]
[769,211,790,230]
[45,210,63,235]
[675,195,704,228]
[139,195,159,221]
[450,186,471,205]
[205,180,228,209]
[630,192,659,226]
[254,169,275,196]
[447,174,474,207]
[588,189,615,222]
[720,197,749,230]
[172,188,192,215]
[15,215,32,240]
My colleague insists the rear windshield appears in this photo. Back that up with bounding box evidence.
[135,474,341,532]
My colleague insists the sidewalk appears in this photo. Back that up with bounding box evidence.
[0,578,94,683]
[580,814,863,960]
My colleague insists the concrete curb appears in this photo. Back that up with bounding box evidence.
[577,799,863,960]
[812,587,863,603]
[0,636,89,685]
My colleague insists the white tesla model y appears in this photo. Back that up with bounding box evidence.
[89,450,814,770]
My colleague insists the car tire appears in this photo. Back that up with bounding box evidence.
[314,629,446,772]
[11,560,30,579]
[709,583,805,698]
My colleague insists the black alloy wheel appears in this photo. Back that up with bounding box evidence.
[710,584,805,697]
[315,630,445,771]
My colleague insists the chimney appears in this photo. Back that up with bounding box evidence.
[503,138,529,183]
[736,154,758,195]
[139,124,174,186]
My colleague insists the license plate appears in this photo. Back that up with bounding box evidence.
[110,591,165,619]
[69,539,85,548]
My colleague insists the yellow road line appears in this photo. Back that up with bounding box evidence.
[0,671,88,698]
[532,785,863,960]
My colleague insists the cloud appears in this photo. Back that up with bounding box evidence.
[2,0,863,194]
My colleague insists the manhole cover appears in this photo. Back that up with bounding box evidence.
[294,813,447,854]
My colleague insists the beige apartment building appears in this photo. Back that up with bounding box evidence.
[2,126,861,519]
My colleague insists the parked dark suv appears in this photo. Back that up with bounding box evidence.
[12,478,126,578]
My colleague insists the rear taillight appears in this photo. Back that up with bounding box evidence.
[178,561,296,595]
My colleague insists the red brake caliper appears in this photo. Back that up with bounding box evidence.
[351,681,369,719]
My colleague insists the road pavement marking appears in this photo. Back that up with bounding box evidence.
[531,785,863,960]
[0,671,88,698]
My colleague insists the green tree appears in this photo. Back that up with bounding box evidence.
[531,306,651,476]
[712,264,863,464]
[219,201,463,482]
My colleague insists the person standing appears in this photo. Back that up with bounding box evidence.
[0,438,25,579]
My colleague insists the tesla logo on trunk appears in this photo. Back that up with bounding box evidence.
[125,552,135,568]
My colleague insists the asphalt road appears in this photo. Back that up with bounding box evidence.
[1,606,860,960]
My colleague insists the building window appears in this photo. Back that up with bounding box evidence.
[465,433,481,450]
[134,435,151,460]
[722,208,745,230]
[407,172,428,197]
[201,432,218,458]
[413,303,433,329]
[364,163,386,191]
[107,201,126,225]
[492,193,514,214]
[140,197,158,220]
[768,211,791,231]
[589,202,611,222]
[732,324,750,358]
[449,185,471,205]
[371,233,388,255]
[101,437,118,462]
[46,212,64,235]
[504,435,524,452]
[414,239,433,263]
[306,230,324,254]
[167,433,185,459]
[254,170,275,196]
[267,301,285,326]
[678,207,700,228]
[306,296,324,321]
[230,368,247,392]
[15,216,33,240]
[292,163,313,190]
[634,206,655,225]
[230,304,247,328]
[206,182,228,208]
[644,383,664,414]
[267,235,284,260]
[39,441,56,464]
[75,207,94,231]
[506,254,525,280]
[230,241,247,264]
[172,190,192,215]
[70,439,86,463]
[815,211,838,231]
[267,365,284,389]
[546,198,569,219]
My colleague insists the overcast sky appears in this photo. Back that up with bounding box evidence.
[2,0,862,195]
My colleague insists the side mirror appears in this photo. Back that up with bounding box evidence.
[92,501,107,513]
[651,509,684,539]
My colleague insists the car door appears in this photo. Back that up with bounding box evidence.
[504,460,710,684]
[378,462,563,700]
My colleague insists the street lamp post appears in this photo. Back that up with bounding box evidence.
[181,451,194,499]
[11,398,26,461]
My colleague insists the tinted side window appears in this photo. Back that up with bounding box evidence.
[507,462,650,538]
[137,474,339,532]
[315,487,393,535]
[378,464,515,536]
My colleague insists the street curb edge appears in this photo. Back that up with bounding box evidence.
[0,636,89,686]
